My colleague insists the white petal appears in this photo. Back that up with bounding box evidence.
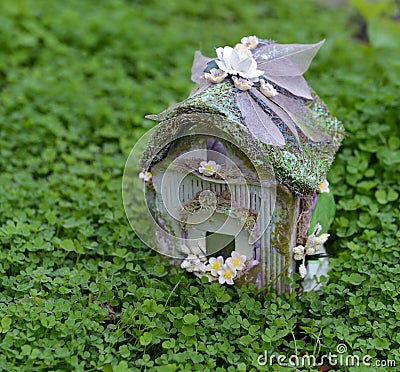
[234,43,252,57]
[246,68,264,79]
[181,260,189,269]
[235,57,253,72]
[305,247,314,256]
[299,263,307,278]
[216,60,229,72]
[222,46,234,70]
[216,47,224,61]
[237,71,248,79]
[230,49,240,69]
[204,72,213,82]
[232,251,246,261]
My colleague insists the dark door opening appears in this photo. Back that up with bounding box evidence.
[206,138,226,165]
[206,231,235,257]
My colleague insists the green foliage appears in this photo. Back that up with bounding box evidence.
[309,192,336,235]
[0,0,399,371]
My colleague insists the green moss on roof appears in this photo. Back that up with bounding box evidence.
[142,81,345,195]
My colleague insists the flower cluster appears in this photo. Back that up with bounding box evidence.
[293,223,329,278]
[180,250,247,285]
[204,36,265,92]
[180,254,207,273]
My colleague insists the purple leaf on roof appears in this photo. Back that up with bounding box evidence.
[236,90,285,146]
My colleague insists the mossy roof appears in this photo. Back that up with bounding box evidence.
[141,81,344,195]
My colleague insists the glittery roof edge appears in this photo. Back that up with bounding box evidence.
[141,81,345,195]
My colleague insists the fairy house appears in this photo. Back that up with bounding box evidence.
[140,36,344,293]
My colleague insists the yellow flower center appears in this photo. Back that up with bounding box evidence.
[204,165,214,172]
[211,261,221,270]
[224,271,232,279]
[233,258,240,267]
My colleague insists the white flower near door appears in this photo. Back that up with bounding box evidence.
[217,264,237,285]
[226,251,247,271]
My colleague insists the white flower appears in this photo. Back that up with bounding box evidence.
[139,171,152,182]
[198,160,221,176]
[318,180,330,193]
[305,235,316,255]
[226,251,246,271]
[181,254,204,273]
[293,245,305,261]
[305,224,330,255]
[206,256,224,276]
[299,263,308,278]
[204,68,228,83]
[217,264,237,285]
[215,44,263,82]
[259,79,278,98]
[296,221,330,278]
[241,35,259,50]
[315,233,329,246]
[232,76,253,91]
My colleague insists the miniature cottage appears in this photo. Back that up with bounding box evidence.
[139,36,344,293]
